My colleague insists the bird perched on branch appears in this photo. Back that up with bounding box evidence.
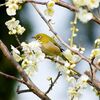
[33,33,67,60]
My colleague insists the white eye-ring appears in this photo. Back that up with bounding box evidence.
[38,36,42,39]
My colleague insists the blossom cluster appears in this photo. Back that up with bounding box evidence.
[90,38,100,66]
[55,45,87,99]
[44,0,59,16]
[5,0,26,35]
[68,75,89,100]
[5,18,25,35]
[73,0,100,23]
[11,41,45,76]
[56,46,85,80]
[63,46,85,63]
[6,0,25,16]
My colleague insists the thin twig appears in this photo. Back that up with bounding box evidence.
[0,40,50,100]
[89,57,96,82]
[85,71,100,91]
[0,71,26,84]
[71,86,80,100]
[15,35,21,46]
[0,3,6,7]
[89,63,93,81]
[45,71,62,95]
[46,56,81,77]
[16,85,32,94]
[17,88,32,94]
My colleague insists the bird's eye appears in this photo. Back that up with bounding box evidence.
[38,36,41,40]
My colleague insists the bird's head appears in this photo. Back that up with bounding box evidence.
[33,33,50,43]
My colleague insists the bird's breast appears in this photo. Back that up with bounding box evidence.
[41,42,61,56]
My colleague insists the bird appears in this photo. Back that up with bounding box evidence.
[33,33,67,60]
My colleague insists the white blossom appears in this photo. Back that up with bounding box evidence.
[63,49,81,64]
[73,0,100,9]
[5,18,25,35]
[77,74,89,88]
[71,55,81,63]
[93,55,100,66]
[95,38,100,44]
[66,76,76,83]
[90,48,100,58]
[11,45,22,62]
[17,25,26,35]
[68,87,80,100]
[47,0,55,9]
[11,40,45,76]
[21,41,45,76]
[73,0,87,7]
[87,0,100,9]
[5,18,19,30]
[77,8,93,23]
[73,0,99,23]
[6,0,25,16]
[63,49,73,61]
[68,74,89,100]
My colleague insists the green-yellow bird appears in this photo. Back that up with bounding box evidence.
[33,33,67,60]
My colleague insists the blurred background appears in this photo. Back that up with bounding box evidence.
[0,0,100,100]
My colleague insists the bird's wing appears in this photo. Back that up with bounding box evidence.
[42,41,61,56]
[50,38,64,52]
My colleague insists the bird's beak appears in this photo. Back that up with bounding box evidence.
[32,36,35,39]
[32,36,36,40]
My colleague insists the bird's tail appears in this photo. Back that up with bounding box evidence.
[60,53,69,62]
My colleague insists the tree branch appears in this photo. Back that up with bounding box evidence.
[16,86,32,94]
[85,71,100,91]
[45,71,62,95]
[27,0,100,24]
[45,56,81,77]
[0,40,50,100]
[0,71,26,84]
[27,0,78,12]
[46,56,100,91]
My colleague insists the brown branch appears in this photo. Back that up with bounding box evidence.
[46,56,81,77]
[30,2,100,71]
[92,17,100,25]
[89,63,94,81]
[85,71,100,91]
[46,56,100,91]
[27,0,78,12]
[56,1,78,12]
[0,3,6,7]
[27,0,100,24]
[0,40,50,100]
[17,87,32,94]
[89,57,97,82]
[45,71,62,95]
[55,35,100,71]
[0,71,26,84]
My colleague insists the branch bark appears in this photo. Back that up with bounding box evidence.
[0,71,26,84]
[46,56,100,91]
[0,40,50,100]
[27,0,100,24]
[45,71,62,95]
